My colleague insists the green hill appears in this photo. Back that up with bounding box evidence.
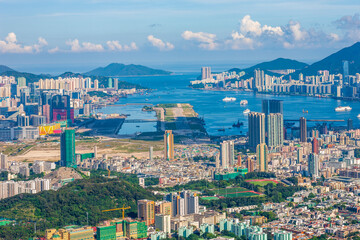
[0,177,157,228]
[227,58,308,79]
[0,65,15,74]
[292,41,360,77]
[84,63,171,77]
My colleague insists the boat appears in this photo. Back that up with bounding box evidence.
[335,106,352,112]
[357,114,360,118]
[240,100,248,106]
[302,109,308,113]
[222,97,236,102]
[217,128,225,132]
[232,120,243,128]
[243,109,250,114]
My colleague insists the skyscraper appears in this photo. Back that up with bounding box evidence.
[312,138,319,154]
[348,118,353,130]
[51,95,74,123]
[149,146,153,161]
[138,199,155,226]
[114,78,119,90]
[343,60,349,84]
[201,67,211,80]
[17,77,26,87]
[300,117,307,142]
[108,78,113,88]
[262,99,283,115]
[267,113,284,148]
[164,130,174,160]
[246,157,254,172]
[248,112,265,150]
[60,129,76,168]
[308,153,319,177]
[256,143,268,172]
[220,140,235,168]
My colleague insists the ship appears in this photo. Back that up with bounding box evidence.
[240,100,248,106]
[335,106,352,112]
[302,109,308,113]
[357,114,360,118]
[217,128,225,132]
[232,120,243,128]
[243,109,250,114]
[222,97,236,102]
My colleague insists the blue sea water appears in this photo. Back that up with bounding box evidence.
[100,74,360,136]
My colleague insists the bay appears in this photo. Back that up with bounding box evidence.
[100,74,360,136]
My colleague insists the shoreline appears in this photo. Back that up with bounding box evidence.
[190,87,360,102]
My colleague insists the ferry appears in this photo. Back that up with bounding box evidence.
[335,106,352,112]
[240,100,248,106]
[222,97,236,102]
[243,109,250,114]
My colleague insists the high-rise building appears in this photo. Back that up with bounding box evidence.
[155,201,172,216]
[267,113,284,148]
[248,112,265,150]
[164,191,198,217]
[164,130,174,161]
[348,118,353,130]
[17,77,26,87]
[0,153,8,170]
[114,78,119,90]
[300,117,307,142]
[246,157,254,173]
[155,214,171,233]
[312,138,319,154]
[138,200,155,226]
[256,143,268,172]
[149,146,153,161]
[220,140,235,168]
[94,79,99,90]
[297,148,303,164]
[343,60,349,84]
[262,99,283,115]
[237,155,242,167]
[274,230,292,240]
[308,153,319,177]
[201,67,211,80]
[108,78,113,88]
[51,95,74,123]
[60,129,76,168]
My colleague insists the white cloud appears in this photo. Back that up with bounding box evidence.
[34,37,48,53]
[48,47,60,54]
[288,21,307,41]
[225,31,255,50]
[181,30,218,50]
[107,40,123,51]
[123,42,138,51]
[240,15,283,37]
[147,35,174,51]
[106,40,138,51]
[0,32,47,53]
[66,39,104,52]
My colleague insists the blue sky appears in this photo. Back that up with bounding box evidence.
[0,0,359,74]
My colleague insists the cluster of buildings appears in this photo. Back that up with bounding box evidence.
[0,73,140,141]
[192,64,360,99]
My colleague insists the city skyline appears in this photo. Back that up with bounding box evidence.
[0,1,360,73]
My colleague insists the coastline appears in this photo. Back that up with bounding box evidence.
[189,87,360,102]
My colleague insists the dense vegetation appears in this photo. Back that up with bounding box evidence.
[0,176,159,238]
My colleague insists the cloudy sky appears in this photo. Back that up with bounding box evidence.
[0,0,360,74]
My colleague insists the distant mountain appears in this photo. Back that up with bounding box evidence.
[84,63,171,77]
[0,65,15,74]
[0,70,51,83]
[228,58,308,79]
[293,42,360,77]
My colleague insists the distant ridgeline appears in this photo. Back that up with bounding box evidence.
[0,63,172,87]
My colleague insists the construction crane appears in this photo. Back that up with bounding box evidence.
[102,204,131,219]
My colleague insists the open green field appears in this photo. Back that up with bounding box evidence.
[245,179,279,187]
[213,187,261,198]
